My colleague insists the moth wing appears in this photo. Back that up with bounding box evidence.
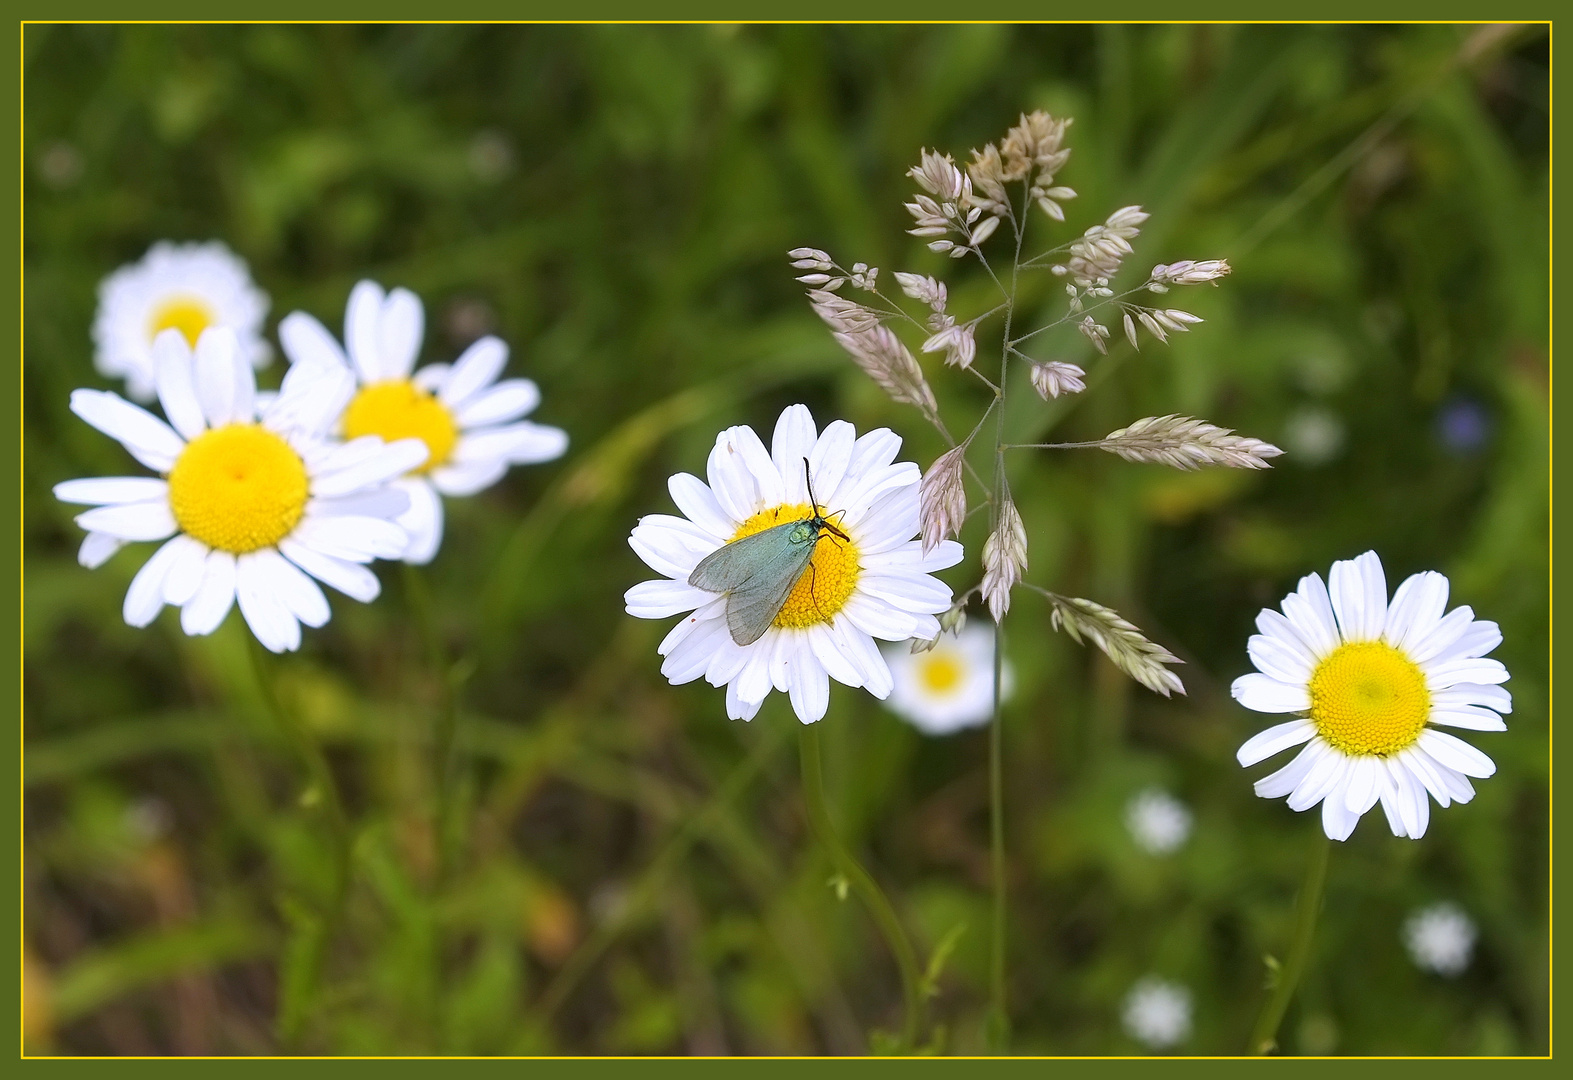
[725,539,817,646]
[687,524,795,593]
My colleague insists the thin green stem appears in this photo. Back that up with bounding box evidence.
[797,722,924,1052]
[1249,830,1333,1055]
[403,563,463,882]
[248,638,351,1049]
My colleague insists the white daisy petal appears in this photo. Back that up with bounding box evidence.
[253,547,331,629]
[1235,718,1316,766]
[1436,620,1503,662]
[1395,746,1453,808]
[1246,632,1314,685]
[279,539,381,603]
[625,578,713,619]
[1329,550,1386,643]
[428,460,509,497]
[412,362,451,393]
[841,592,921,641]
[453,378,540,429]
[69,390,186,471]
[1424,657,1510,689]
[235,552,301,653]
[788,651,831,724]
[1287,742,1345,811]
[1433,683,1512,714]
[1385,571,1448,651]
[1230,673,1310,714]
[54,477,168,506]
[726,680,764,722]
[160,535,211,606]
[1254,609,1321,670]
[451,422,567,466]
[1321,766,1360,840]
[706,427,763,522]
[1252,740,1324,799]
[345,280,389,383]
[152,330,207,439]
[1416,729,1496,778]
[308,488,412,520]
[192,328,243,428]
[279,311,351,373]
[771,404,818,502]
[292,515,408,563]
[1281,572,1340,657]
[311,438,428,497]
[180,550,237,635]
[808,421,856,508]
[833,614,893,698]
[1377,770,1408,837]
[1344,755,1382,815]
[440,335,508,408]
[379,287,425,380]
[394,477,444,565]
[75,500,179,542]
[1428,707,1508,732]
[264,356,357,438]
[78,533,125,569]
[807,623,864,688]
[668,473,736,540]
[123,536,187,627]
[1406,606,1475,666]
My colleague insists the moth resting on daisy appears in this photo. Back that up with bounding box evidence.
[56,327,427,652]
[1234,551,1510,841]
[279,279,568,564]
[625,404,964,724]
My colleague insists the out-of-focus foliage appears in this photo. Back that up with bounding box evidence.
[23,23,1546,1056]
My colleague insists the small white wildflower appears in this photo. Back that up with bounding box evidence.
[1125,788,1193,854]
[1404,903,1477,976]
[881,623,1012,736]
[1029,361,1086,400]
[1122,977,1192,1050]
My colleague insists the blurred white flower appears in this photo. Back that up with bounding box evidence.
[1235,551,1510,841]
[56,328,423,652]
[880,623,1011,735]
[280,281,568,564]
[624,404,963,724]
[1125,787,1192,854]
[1282,405,1346,466]
[1122,976,1192,1049]
[1404,902,1477,976]
[93,240,270,401]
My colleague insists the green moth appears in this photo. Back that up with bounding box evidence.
[688,459,850,646]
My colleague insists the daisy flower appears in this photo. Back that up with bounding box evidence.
[1125,787,1193,854]
[55,327,427,652]
[1233,551,1510,841]
[278,280,568,564]
[879,623,1011,735]
[1122,976,1192,1050]
[1403,902,1477,976]
[93,240,270,401]
[624,404,964,724]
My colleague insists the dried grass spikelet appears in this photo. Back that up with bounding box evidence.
[966,143,1012,217]
[1030,360,1086,399]
[1150,260,1231,286]
[1046,594,1185,697]
[908,148,969,201]
[981,496,1027,622]
[1001,110,1072,180]
[831,325,939,418]
[1078,316,1111,354]
[809,289,881,333]
[922,323,976,369]
[893,272,947,313]
[1098,415,1284,470]
[919,444,968,554]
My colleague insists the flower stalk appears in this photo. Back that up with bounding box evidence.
[1249,831,1332,1055]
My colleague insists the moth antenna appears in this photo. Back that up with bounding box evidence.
[803,457,821,517]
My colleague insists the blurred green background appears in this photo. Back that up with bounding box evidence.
[23,23,1547,1056]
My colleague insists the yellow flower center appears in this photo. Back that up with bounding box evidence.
[341,380,457,474]
[147,295,217,348]
[1308,641,1431,756]
[917,653,964,694]
[729,502,861,630]
[167,424,310,553]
